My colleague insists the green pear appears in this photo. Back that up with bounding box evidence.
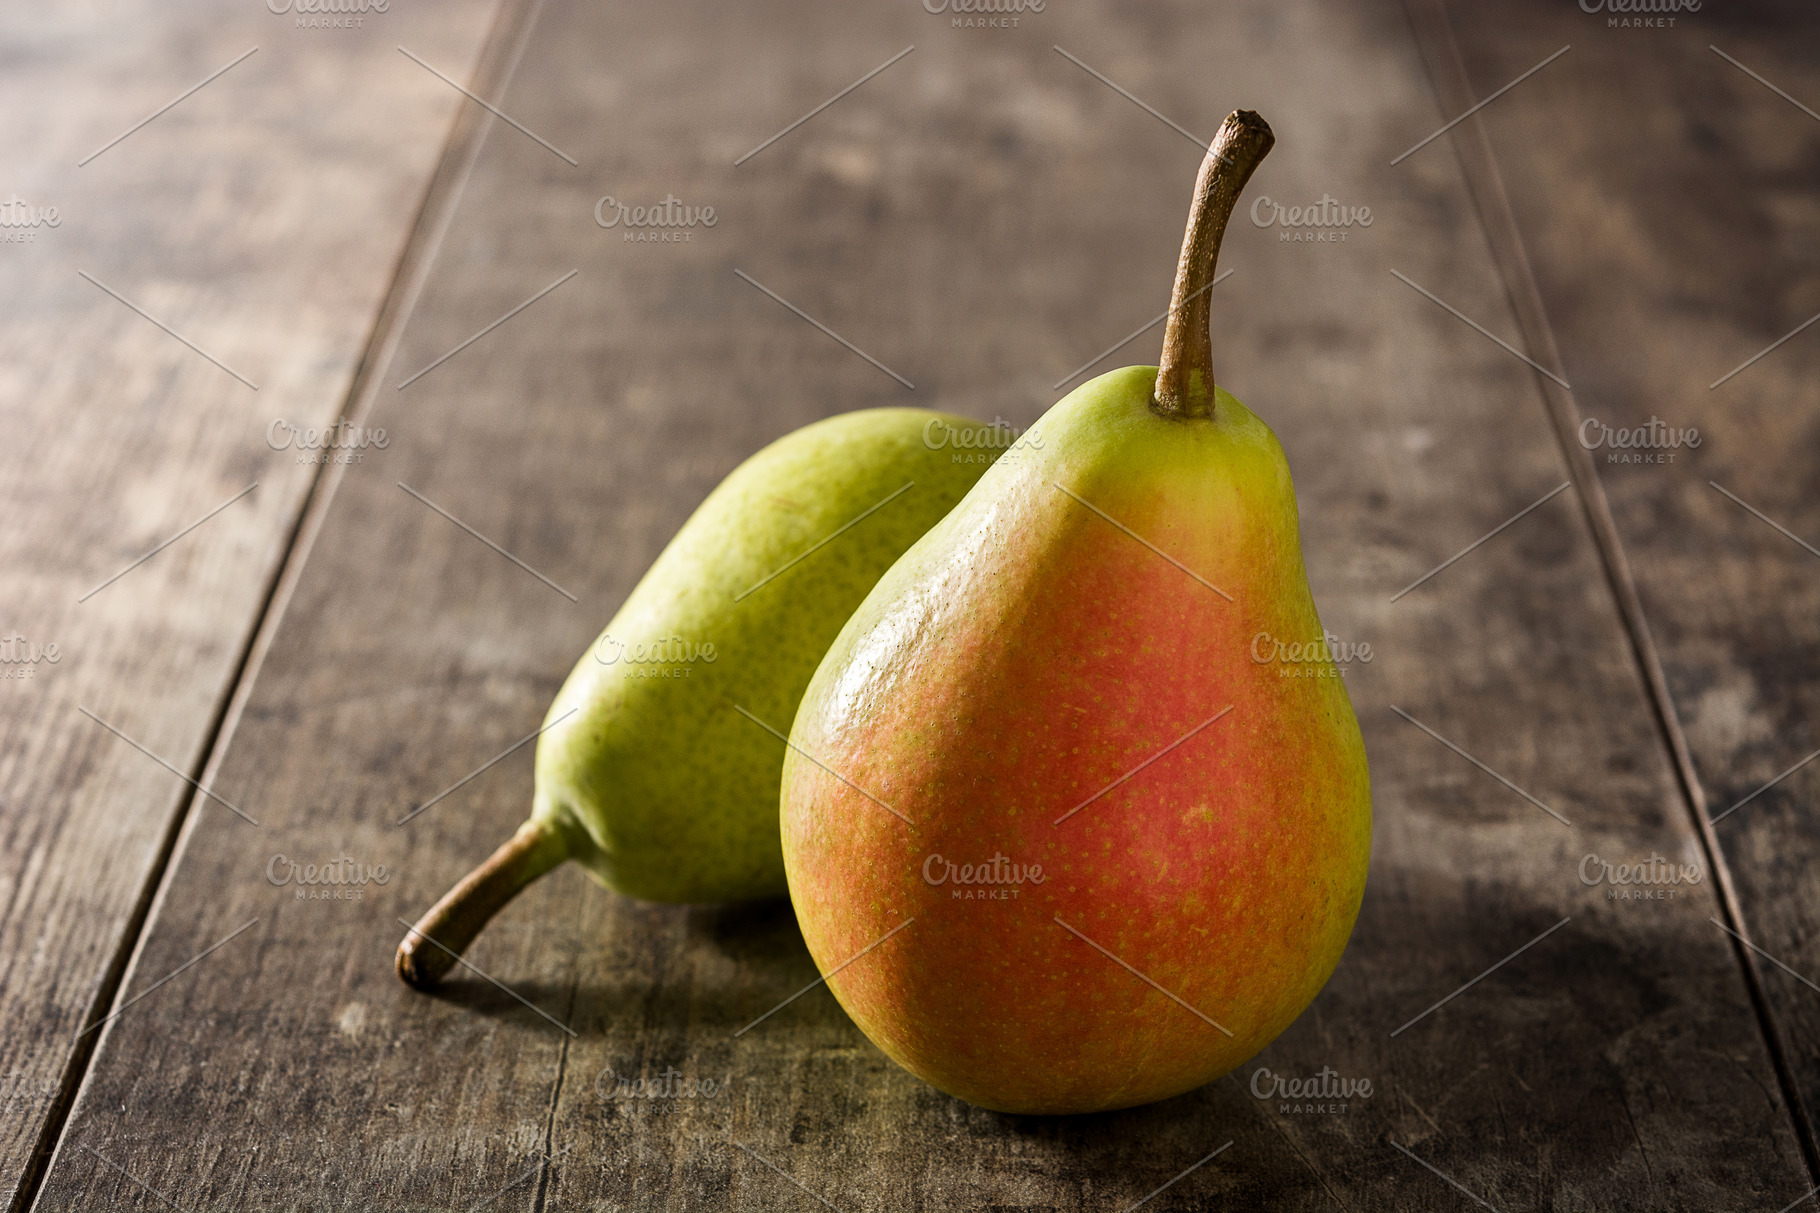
[398,408,1008,988]
[780,112,1373,1113]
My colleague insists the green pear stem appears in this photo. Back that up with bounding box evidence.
[1153,109,1274,420]
[396,818,571,989]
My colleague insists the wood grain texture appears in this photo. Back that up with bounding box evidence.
[20,0,1816,1210]
[1437,0,1820,1178]
[0,2,499,1209]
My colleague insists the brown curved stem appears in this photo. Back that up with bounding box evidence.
[396,818,572,989]
[1153,109,1275,420]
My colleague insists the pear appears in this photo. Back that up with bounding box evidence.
[398,408,1008,988]
[779,111,1372,1113]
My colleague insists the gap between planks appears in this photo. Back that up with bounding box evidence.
[1402,0,1820,1185]
[11,3,547,1212]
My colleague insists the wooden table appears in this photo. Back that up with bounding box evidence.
[5,0,1818,1208]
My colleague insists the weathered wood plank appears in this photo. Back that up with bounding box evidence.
[0,2,499,1209]
[27,0,1813,1210]
[1439,0,1820,1172]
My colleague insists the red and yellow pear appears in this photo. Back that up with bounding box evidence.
[779,110,1372,1114]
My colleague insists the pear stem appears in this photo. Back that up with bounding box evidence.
[396,818,572,989]
[1153,109,1274,420]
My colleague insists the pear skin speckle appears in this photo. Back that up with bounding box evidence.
[783,369,1372,1114]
